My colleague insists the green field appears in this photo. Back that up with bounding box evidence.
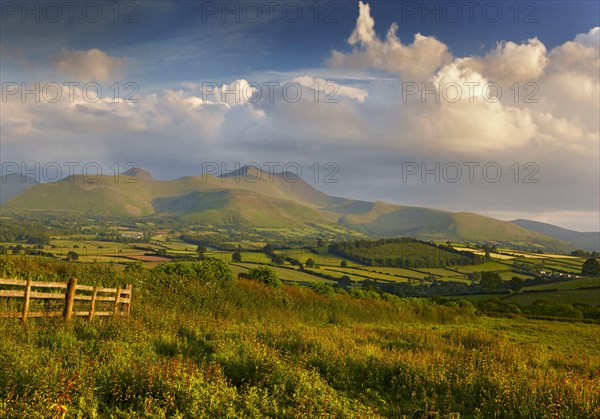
[419,267,466,277]
[233,263,336,284]
[3,227,597,309]
[452,276,600,307]
[503,289,600,306]
[452,261,512,273]
[360,266,430,280]
[523,277,600,291]
[321,266,410,283]
[499,271,534,280]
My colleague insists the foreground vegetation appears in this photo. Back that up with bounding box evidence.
[1,257,599,418]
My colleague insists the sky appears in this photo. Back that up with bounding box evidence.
[1,0,599,231]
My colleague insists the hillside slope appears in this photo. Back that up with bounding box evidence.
[512,219,600,251]
[338,204,568,250]
[0,174,38,203]
[1,166,571,249]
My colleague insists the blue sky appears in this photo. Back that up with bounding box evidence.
[2,1,599,84]
[1,1,599,230]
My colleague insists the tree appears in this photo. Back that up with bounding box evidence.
[309,282,334,295]
[340,260,348,268]
[306,258,315,268]
[124,261,144,274]
[271,254,284,265]
[338,275,352,286]
[232,251,242,263]
[572,249,590,257]
[468,272,482,283]
[66,251,79,261]
[482,245,491,259]
[510,276,524,291]
[316,238,324,247]
[247,266,281,288]
[581,258,600,277]
[479,271,502,292]
[196,245,207,260]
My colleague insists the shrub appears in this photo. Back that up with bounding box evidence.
[308,283,335,295]
[154,259,232,285]
[582,258,600,277]
[246,266,282,288]
[522,299,583,319]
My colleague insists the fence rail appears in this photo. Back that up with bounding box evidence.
[0,277,132,323]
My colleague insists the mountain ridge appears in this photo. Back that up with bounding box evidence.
[511,219,600,251]
[0,174,38,203]
[0,166,574,250]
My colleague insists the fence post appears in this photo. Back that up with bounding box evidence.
[88,286,98,322]
[113,286,122,315]
[125,284,132,316]
[64,277,77,322]
[21,278,32,324]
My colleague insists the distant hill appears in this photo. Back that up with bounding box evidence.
[337,204,568,251]
[512,219,600,251]
[0,165,571,250]
[0,174,38,203]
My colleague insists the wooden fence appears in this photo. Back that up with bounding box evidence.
[0,277,132,323]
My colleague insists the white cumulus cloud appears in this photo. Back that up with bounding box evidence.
[53,48,128,82]
[327,1,451,79]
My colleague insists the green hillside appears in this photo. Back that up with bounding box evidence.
[340,206,568,250]
[0,174,38,204]
[156,189,332,227]
[1,166,571,250]
[512,219,600,251]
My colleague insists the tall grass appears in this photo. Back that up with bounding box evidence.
[0,257,598,417]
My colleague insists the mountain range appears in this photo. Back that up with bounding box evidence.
[0,174,38,203]
[1,166,596,251]
[511,219,599,252]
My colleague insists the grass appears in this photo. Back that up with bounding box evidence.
[360,266,430,280]
[476,316,600,356]
[322,266,410,283]
[540,262,583,273]
[0,257,599,417]
[435,276,472,284]
[237,252,273,264]
[420,267,467,277]
[451,261,513,273]
[499,271,534,281]
[283,251,354,268]
[233,263,336,284]
[0,303,597,417]
[503,289,600,306]
[449,279,600,306]
[523,277,600,291]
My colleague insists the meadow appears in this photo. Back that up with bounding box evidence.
[0,256,599,418]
